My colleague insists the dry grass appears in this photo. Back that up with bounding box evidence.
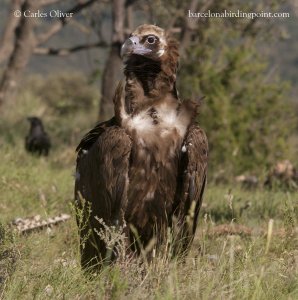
[0,141,297,299]
[0,79,297,299]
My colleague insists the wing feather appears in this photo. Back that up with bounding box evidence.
[75,123,131,268]
[174,124,208,252]
[76,117,116,154]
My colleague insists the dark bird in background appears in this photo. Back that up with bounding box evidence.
[75,24,208,269]
[25,117,51,156]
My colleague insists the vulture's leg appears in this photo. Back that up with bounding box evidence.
[173,125,208,257]
[75,127,131,270]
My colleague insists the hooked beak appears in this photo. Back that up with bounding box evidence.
[120,36,152,59]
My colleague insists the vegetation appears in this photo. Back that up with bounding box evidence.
[0,1,297,298]
[0,0,297,174]
[0,140,297,299]
[0,78,297,298]
[169,0,297,175]
[179,28,295,174]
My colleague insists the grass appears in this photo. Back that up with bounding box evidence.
[0,77,297,299]
[0,141,297,299]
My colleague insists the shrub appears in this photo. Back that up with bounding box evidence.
[36,73,99,115]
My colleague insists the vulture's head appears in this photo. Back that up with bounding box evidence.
[120,24,179,87]
[121,24,177,63]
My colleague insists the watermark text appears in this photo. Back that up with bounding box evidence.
[14,10,73,18]
[188,9,290,19]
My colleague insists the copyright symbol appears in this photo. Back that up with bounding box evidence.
[14,10,22,18]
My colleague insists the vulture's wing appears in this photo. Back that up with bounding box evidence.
[174,124,208,252]
[76,117,116,154]
[75,119,132,268]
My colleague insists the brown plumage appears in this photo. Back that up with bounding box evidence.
[75,24,208,269]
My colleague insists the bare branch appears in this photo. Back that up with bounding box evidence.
[179,0,199,54]
[0,0,23,64]
[241,18,258,37]
[36,0,97,44]
[168,27,182,34]
[33,42,108,56]
[12,214,71,234]
[68,19,92,34]
[39,0,66,6]
[112,0,125,43]
[125,0,138,7]
[126,4,133,33]
[180,0,214,54]
[0,0,37,105]
[99,0,126,120]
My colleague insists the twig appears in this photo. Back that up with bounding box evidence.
[34,41,108,56]
[11,213,71,234]
[36,0,97,44]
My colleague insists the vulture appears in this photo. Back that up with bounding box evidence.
[75,24,208,269]
[25,117,51,156]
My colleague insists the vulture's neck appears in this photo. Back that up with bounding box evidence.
[124,55,161,95]
[123,49,178,114]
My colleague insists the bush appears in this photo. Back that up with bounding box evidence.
[0,72,99,150]
[36,73,99,115]
[176,2,297,175]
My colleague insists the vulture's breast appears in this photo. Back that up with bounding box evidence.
[125,101,188,156]
[123,101,191,232]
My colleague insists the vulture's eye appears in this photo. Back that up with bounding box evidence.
[147,36,156,44]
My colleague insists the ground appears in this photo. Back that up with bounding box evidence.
[0,83,297,299]
[0,141,297,300]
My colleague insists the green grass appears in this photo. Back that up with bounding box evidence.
[0,78,297,298]
[0,142,297,299]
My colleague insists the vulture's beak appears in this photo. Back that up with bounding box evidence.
[120,36,152,59]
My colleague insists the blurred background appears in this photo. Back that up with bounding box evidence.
[0,0,297,181]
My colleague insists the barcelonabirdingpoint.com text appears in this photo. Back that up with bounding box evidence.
[188,9,290,19]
